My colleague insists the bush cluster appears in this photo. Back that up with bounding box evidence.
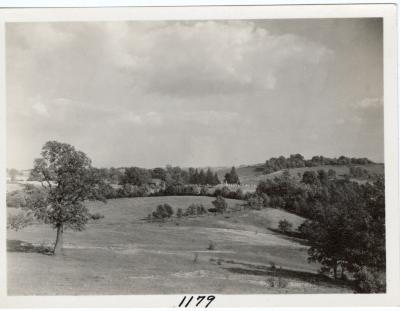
[184,203,207,216]
[354,266,386,293]
[278,219,293,233]
[7,190,27,208]
[7,211,34,231]
[150,204,174,220]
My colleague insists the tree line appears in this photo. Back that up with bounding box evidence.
[252,168,385,292]
[262,154,374,174]
[62,165,222,186]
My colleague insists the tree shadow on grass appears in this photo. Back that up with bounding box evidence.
[7,239,53,255]
[267,227,309,246]
[214,258,354,290]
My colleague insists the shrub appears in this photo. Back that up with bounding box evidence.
[247,195,264,210]
[164,204,174,217]
[7,211,33,231]
[207,240,216,250]
[278,219,293,233]
[6,190,27,208]
[220,186,231,197]
[89,212,105,220]
[278,277,289,288]
[186,204,197,216]
[235,189,244,200]
[196,204,207,215]
[212,196,227,213]
[261,193,271,207]
[354,266,386,293]
[267,277,276,287]
[208,208,218,215]
[266,277,288,288]
[176,208,183,218]
[152,204,174,220]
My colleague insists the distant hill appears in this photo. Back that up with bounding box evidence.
[216,163,384,185]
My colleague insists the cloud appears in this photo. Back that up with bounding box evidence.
[32,101,49,117]
[6,20,383,169]
[353,97,383,109]
[124,111,163,126]
[102,21,333,97]
[122,110,239,128]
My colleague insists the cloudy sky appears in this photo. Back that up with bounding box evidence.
[6,18,383,169]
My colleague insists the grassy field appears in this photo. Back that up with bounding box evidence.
[7,196,352,295]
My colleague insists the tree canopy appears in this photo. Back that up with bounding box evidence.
[224,166,240,184]
[27,141,107,255]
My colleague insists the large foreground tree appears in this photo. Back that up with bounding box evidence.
[28,141,106,255]
[298,177,385,281]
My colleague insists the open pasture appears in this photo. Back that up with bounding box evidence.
[7,196,352,295]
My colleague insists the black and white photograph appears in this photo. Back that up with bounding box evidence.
[0,3,399,308]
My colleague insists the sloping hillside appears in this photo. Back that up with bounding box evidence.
[7,196,352,295]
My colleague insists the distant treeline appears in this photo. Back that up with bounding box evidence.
[26,163,244,200]
[261,154,374,174]
[70,165,222,186]
[96,182,247,201]
[42,165,241,188]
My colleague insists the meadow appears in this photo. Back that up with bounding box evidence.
[7,195,352,295]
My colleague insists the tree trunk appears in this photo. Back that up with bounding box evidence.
[53,224,64,255]
[333,263,338,280]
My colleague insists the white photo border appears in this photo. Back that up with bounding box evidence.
[0,3,398,308]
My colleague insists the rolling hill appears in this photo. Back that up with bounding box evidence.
[7,196,352,295]
[216,163,384,185]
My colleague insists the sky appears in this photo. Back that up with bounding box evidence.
[6,18,383,169]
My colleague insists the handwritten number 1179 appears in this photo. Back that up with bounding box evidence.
[178,295,215,308]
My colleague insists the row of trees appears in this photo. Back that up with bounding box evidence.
[89,166,222,186]
[188,168,220,185]
[263,154,374,174]
[8,175,246,207]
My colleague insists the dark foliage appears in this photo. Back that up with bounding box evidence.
[89,212,105,220]
[121,167,152,186]
[255,169,385,289]
[349,166,371,180]
[354,266,386,293]
[185,203,207,216]
[212,196,228,213]
[263,154,374,174]
[224,166,240,184]
[278,219,293,233]
[26,141,107,255]
[152,204,174,220]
